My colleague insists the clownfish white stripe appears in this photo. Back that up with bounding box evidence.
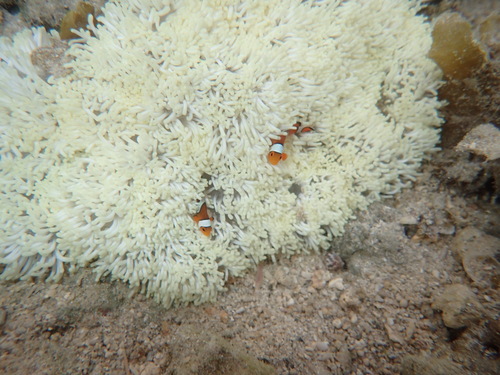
[198,219,212,228]
[270,143,284,154]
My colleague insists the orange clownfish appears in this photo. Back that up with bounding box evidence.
[299,125,314,133]
[193,202,214,237]
[267,133,289,165]
[267,122,313,165]
[294,121,314,134]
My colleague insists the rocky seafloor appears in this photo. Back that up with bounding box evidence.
[0,1,499,374]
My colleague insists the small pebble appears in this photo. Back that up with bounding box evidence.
[356,349,366,357]
[63,292,73,301]
[328,277,345,291]
[317,352,333,361]
[405,320,416,340]
[312,270,326,289]
[43,285,58,299]
[399,299,409,308]
[0,308,6,328]
[219,310,229,323]
[325,252,345,271]
[399,215,419,225]
[140,362,161,375]
[315,341,329,351]
[336,345,352,369]
[350,314,358,324]
[332,318,343,329]
[301,271,313,280]
[339,290,361,309]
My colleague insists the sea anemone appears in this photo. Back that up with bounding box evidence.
[0,0,442,307]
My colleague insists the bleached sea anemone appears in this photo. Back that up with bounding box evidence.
[0,0,442,307]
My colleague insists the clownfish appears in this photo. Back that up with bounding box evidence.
[193,202,214,237]
[289,121,315,135]
[294,121,314,134]
[267,133,289,165]
[267,122,313,165]
[299,125,314,133]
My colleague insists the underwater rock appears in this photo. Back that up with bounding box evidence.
[479,14,500,58]
[454,124,500,202]
[452,227,500,289]
[432,284,484,329]
[324,252,345,272]
[455,123,500,161]
[400,354,467,375]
